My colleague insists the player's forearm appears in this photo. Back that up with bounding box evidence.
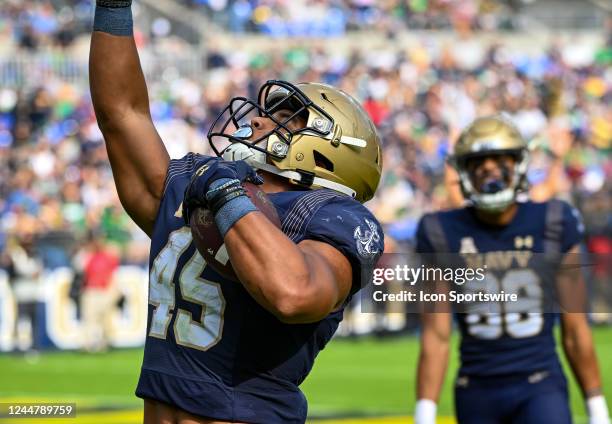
[563,331,603,396]
[89,3,150,129]
[225,213,337,323]
[416,341,449,401]
[563,334,610,422]
[88,0,169,236]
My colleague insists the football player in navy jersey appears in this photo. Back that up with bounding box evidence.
[89,2,383,423]
[414,116,610,424]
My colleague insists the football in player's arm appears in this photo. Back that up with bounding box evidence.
[90,2,384,423]
[414,116,610,424]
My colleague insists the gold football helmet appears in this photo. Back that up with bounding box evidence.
[208,80,382,203]
[449,115,530,212]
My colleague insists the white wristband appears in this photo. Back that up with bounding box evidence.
[415,398,437,424]
[587,395,611,424]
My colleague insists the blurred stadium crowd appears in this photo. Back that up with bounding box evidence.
[0,0,92,51]
[0,1,610,341]
[0,0,594,49]
[0,0,526,46]
[180,0,520,36]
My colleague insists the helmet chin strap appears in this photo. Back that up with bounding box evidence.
[222,142,356,198]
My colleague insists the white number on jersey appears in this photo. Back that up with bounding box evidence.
[149,227,225,351]
[465,269,543,340]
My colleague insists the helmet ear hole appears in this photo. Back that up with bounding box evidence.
[313,150,334,172]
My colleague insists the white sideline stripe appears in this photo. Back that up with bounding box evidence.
[215,244,230,265]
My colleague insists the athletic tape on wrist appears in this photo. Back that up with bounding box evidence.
[414,399,437,424]
[206,178,256,236]
[93,5,133,36]
[587,395,610,420]
[214,195,257,237]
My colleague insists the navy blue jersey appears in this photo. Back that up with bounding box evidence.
[416,200,582,377]
[136,153,384,423]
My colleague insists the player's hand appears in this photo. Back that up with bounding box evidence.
[182,158,262,225]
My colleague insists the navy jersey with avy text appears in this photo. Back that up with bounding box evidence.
[416,200,582,378]
[135,153,384,423]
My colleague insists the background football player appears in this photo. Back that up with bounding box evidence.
[89,1,384,423]
[413,116,610,424]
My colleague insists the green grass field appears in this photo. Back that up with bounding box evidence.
[0,327,611,423]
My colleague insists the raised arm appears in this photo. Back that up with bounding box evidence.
[89,1,169,236]
[530,128,571,202]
